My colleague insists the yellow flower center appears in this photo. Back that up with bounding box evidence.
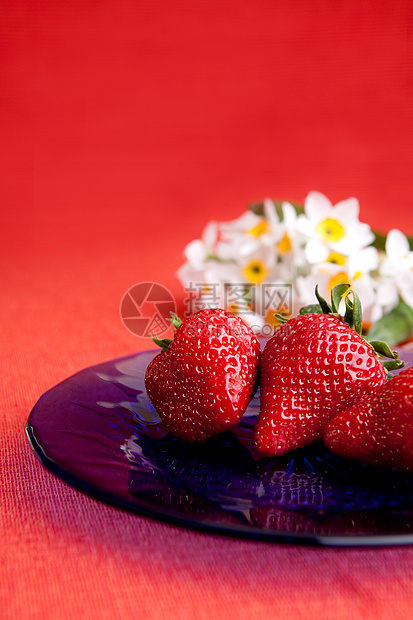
[328,272,349,292]
[316,218,346,243]
[227,301,242,315]
[248,219,268,237]
[243,259,268,283]
[277,232,292,254]
[265,307,291,328]
[326,251,346,266]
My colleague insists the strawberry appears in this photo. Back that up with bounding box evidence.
[255,284,403,457]
[324,366,413,472]
[145,308,261,443]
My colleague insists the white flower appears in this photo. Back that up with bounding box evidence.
[296,246,379,319]
[175,190,413,341]
[296,191,375,263]
[235,198,284,257]
[180,220,218,270]
[177,201,284,299]
[278,201,309,274]
[376,229,413,310]
[217,211,268,260]
[179,205,283,268]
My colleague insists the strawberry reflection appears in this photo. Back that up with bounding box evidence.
[249,505,413,538]
[94,351,413,539]
[123,428,413,537]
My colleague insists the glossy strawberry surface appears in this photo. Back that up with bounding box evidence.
[145,308,261,442]
[255,313,388,457]
[324,366,413,471]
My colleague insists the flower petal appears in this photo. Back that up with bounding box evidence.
[330,222,375,255]
[304,191,332,222]
[305,238,330,264]
[385,229,410,261]
[296,270,331,306]
[333,197,360,224]
[203,221,219,247]
[237,237,261,257]
[281,201,298,229]
[184,239,208,268]
[348,246,379,276]
[375,277,400,309]
[396,271,413,308]
[263,198,281,233]
[351,275,376,308]
[295,213,315,237]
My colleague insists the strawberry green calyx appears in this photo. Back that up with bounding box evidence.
[152,312,182,352]
[152,337,173,352]
[367,340,402,371]
[299,284,404,373]
[167,312,182,330]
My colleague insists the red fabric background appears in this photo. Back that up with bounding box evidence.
[2,1,413,618]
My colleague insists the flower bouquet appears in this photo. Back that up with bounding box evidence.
[177,191,413,345]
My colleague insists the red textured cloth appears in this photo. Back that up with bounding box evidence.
[2,2,413,618]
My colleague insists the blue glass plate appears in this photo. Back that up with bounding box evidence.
[26,349,413,546]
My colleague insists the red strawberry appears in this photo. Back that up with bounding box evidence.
[324,365,413,472]
[255,284,402,457]
[145,308,261,443]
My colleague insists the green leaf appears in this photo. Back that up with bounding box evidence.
[315,285,332,314]
[351,289,363,335]
[367,297,413,346]
[368,340,399,359]
[274,313,289,324]
[371,230,387,252]
[331,283,350,313]
[381,359,406,372]
[299,303,323,315]
[343,295,354,328]
[336,288,359,335]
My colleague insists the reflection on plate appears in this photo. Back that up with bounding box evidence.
[26,349,413,546]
